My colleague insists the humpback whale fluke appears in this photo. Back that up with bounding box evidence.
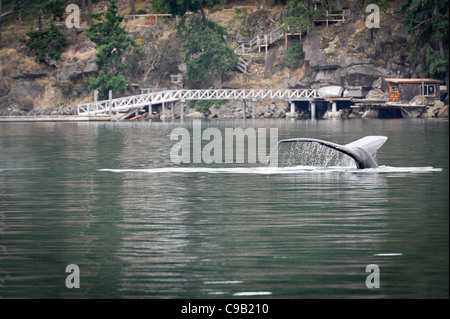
[277,136,388,169]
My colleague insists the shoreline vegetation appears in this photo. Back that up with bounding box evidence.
[0,0,448,120]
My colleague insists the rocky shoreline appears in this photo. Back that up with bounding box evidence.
[1,2,448,120]
[1,93,448,120]
[132,97,449,121]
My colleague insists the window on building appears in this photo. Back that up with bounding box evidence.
[390,85,398,93]
[420,84,436,96]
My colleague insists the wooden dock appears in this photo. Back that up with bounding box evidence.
[74,88,321,116]
[0,115,111,122]
[351,100,428,118]
[351,101,427,109]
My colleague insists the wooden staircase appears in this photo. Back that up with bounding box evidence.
[234,24,285,73]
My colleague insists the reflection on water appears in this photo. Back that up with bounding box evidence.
[0,119,448,298]
[109,168,388,298]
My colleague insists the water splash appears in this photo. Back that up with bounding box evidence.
[268,141,356,168]
[98,141,442,174]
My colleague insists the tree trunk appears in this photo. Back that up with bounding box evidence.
[81,0,87,23]
[130,0,136,16]
[216,67,222,89]
[87,0,92,26]
[199,4,207,21]
[38,10,42,31]
[0,0,2,43]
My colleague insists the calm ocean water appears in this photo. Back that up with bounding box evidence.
[0,118,448,299]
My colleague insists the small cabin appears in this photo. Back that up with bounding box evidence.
[385,78,442,103]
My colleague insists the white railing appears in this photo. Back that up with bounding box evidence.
[76,89,319,116]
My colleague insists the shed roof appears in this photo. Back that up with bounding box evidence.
[385,78,443,84]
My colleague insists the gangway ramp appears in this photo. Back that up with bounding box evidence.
[76,89,319,116]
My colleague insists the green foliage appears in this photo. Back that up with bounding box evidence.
[179,17,237,88]
[370,0,390,10]
[400,0,448,41]
[44,0,65,20]
[233,7,249,20]
[16,1,68,61]
[153,0,236,88]
[89,71,128,100]
[26,23,67,62]
[283,42,304,69]
[426,50,448,80]
[13,0,30,16]
[400,0,449,85]
[86,0,136,99]
[282,0,324,32]
[13,0,65,20]
[152,0,225,16]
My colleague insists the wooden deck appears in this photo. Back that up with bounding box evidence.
[75,88,321,116]
[0,115,111,122]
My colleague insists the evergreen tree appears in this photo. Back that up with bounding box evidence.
[283,42,304,69]
[26,22,67,62]
[153,0,237,89]
[86,0,136,99]
[180,17,237,88]
[44,0,66,21]
[153,0,225,20]
[400,0,449,89]
[279,0,321,72]
[13,0,66,23]
[282,0,324,33]
[16,0,67,61]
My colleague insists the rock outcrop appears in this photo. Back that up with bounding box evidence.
[301,12,414,89]
[0,29,97,115]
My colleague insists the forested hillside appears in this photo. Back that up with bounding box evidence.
[0,0,448,115]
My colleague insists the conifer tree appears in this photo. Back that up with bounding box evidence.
[86,0,136,99]
[282,0,324,33]
[26,22,67,61]
[153,0,237,89]
[22,0,67,62]
[400,0,449,90]
[13,0,65,24]
[180,16,237,88]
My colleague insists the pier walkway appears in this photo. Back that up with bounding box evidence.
[76,88,320,116]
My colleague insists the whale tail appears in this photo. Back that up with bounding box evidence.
[344,136,388,159]
[277,136,388,169]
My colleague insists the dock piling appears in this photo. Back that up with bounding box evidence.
[109,90,112,116]
[310,102,316,119]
